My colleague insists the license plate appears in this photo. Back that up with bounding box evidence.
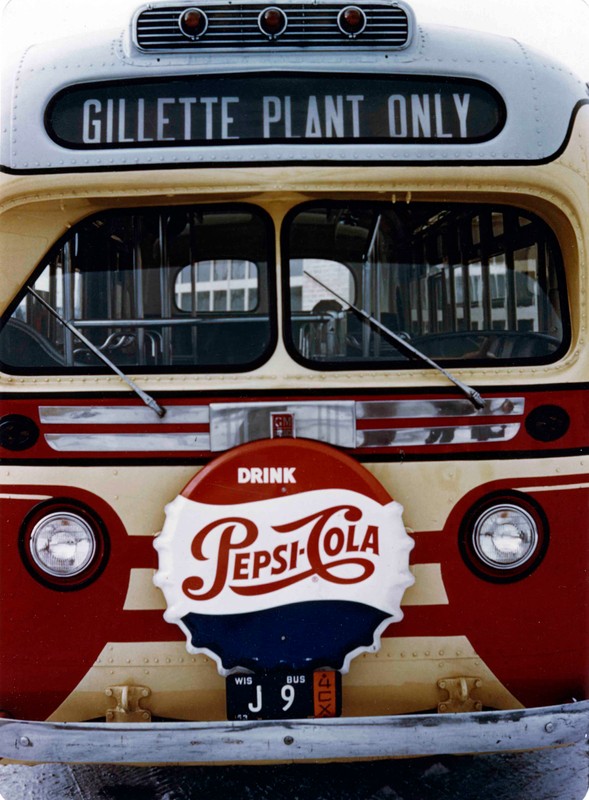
[226,669,341,720]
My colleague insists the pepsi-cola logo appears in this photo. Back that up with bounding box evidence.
[182,503,378,597]
[158,490,406,613]
[154,439,414,673]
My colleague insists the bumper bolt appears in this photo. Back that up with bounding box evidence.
[284,736,294,745]
[19,736,32,747]
[545,722,555,733]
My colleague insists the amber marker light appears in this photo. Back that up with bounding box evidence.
[337,6,367,37]
[179,7,208,39]
[258,7,288,38]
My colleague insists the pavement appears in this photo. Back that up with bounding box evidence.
[0,743,588,800]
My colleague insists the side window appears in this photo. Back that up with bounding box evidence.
[290,259,355,358]
[285,203,567,368]
[174,260,259,313]
[0,205,275,373]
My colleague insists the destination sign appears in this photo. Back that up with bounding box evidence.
[46,73,505,149]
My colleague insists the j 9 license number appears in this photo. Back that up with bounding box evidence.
[226,670,341,720]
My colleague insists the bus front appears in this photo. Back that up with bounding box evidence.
[0,1,588,764]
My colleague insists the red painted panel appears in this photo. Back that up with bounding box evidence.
[0,469,587,719]
[391,475,589,708]
[0,486,175,721]
[0,389,587,461]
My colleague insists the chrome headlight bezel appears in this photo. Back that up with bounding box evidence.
[20,501,109,590]
[460,493,548,583]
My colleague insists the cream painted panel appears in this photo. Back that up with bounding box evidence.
[342,636,524,716]
[46,643,227,723]
[46,636,523,723]
[123,563,449,611]
[1,128,588,383]
[4,457,588,536]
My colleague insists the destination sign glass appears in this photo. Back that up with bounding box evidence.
[46,73,505,149]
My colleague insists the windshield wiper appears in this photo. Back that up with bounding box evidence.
[28,288,166,418]
[304,271,485,410]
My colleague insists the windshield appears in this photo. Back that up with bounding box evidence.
[0,200,568,375]
[0,204,275,374]
[284,202,566,368]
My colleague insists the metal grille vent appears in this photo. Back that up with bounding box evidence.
[135,3,410,51]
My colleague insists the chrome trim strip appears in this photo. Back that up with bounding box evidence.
[357,424,520,448]
[356,398,525,420]
[210,401,356,451]
[39,406,210,425]
[44,433,211,452]
[38,402,524,450]
[2,702,587,763]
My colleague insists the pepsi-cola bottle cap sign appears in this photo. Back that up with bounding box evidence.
[154,439,414,675]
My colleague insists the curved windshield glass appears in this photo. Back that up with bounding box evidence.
[0,205,274,373]
[285,202,566,368]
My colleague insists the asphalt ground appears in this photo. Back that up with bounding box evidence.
[0,742,587,800]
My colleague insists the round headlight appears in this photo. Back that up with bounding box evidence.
[20,503,108,590]
[460,495,548,582]
[472,505,538,569]
[30,512,96,577]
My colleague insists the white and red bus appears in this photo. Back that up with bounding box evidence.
[0,0,588,764]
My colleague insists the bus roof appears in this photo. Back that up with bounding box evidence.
[2,2,588,173]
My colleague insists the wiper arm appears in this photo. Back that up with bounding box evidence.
[304,272,485,410]
[27,288,166,418]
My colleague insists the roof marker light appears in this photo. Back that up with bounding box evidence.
[179,8,208,39]
[258,7,288,38]
[337,6,367,37]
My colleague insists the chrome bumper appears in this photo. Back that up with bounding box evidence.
[1,702,587,764]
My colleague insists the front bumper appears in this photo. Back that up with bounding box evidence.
[1,701,588,764]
